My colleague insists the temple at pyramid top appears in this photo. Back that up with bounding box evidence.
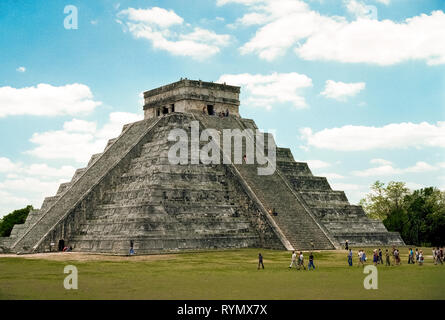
[143,79,240,119]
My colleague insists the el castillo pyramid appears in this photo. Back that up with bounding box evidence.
[0,79,404,254]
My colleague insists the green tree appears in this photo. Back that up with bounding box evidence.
[360,180,409,220]
[401,187,445,246]
[0,205,33,237]
[360,182,445,246]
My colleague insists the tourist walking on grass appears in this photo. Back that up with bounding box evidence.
[308,252,315,270]
[378,248,383,264]
[392,246,396,264]
[258,253,264,269]
[385,249,391,266]
[348,249,353,266]
[358,250,363,267]
[289,250,298,269]
[394,248,400,265]
[408,248,414,264]
[373,249,378,266]
[298,251,306,270]
[435,247,443,265]
[415,248,419,263]
[419,250,424,266]
[345,240,349,250]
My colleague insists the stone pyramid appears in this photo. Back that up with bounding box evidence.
[0,79,404,254]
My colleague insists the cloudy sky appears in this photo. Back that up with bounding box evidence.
[1,0,444,217]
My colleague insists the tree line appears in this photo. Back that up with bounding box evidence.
[359,181,445,246]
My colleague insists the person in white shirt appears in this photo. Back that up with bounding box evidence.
[419,251,424,266]
[289,250,298,269]
[298,251,306,270]
[358,250,364,267]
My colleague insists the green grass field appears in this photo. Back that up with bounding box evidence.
[0,247,444,300]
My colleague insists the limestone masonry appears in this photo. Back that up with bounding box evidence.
[0,79,404,254]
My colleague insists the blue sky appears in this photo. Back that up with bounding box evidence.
[0,0,444,216]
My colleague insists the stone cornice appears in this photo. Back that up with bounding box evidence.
[143,93,240,110]
[143,79,240,99]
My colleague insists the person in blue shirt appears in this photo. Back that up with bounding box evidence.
[348,249,353,266]
[408,248,414,264]
[308,252,315,270]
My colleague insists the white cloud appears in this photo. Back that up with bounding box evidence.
[26,112,143,163]
[370,158,392,166]
[96,112,143,139]
[0,177,63,194]
[300,121,445,151]
[299,159,331,169]
[16,66,26,73]
[117,7,230,60]
[0,83,101,118]
[330,182,362,191]
[296,11,445,66]
[404,161,437,173]
[118,7,183,28]
[374,0,389,5]
[63,119,97,133]
[0,158,78,216]
[23,164,76,179]
[179,28,230,46]
[345,0,377,19]
[217,72,312,109]
[406,182,427,190]
[320,80,365,101]
[0,111,142,216]
[0,157,19,173]
[0,157,76,180]
[220,0,445,65]
[353,160,437,177]
[317,172,345,179]
[330,182,367,204]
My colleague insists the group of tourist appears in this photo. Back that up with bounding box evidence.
[348,247,403,267]
[257,244,445,270]
[344,244,445,267]
[218,109,230,118]
[257,250,316,270]
[201,106,230,117]
[288,250,315,270]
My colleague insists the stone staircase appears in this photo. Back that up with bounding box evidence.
[193,113,336,250]
[67,116,282,253]
[275,147,404,246]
